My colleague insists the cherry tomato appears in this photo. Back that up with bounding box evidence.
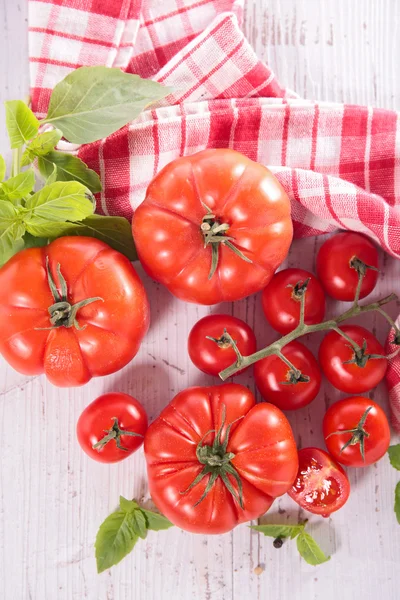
[319,325,387,394]
[288,447,350,517]
[133,149,293,305]
[316,232,378,301]
[254,341,321,410]
[262,268,326,334]
[0,237,150,386]
[77,392,148,463]
[323,397,390,467]
[144,383,298,534]
[188,314,256,376]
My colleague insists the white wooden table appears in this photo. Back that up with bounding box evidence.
[1,1,400,599]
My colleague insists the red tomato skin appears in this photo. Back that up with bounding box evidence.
[144,383,298,534]
[254,341,321,410]
[132,149,293,305]
[0,237,150,386]
[323,397,390,467]
[319,325,387,394]
[316,232,378,301]
[188,314,256,376]
[262,268,326,334]
[76,393,148,463]
[288,447,350,517]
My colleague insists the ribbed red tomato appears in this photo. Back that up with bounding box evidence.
[323,397,390,467]
[262,268,326,334]
[188,314,256,376]
[319,325,387,393]
[133,149,293,305]
[144,383,298,534]
[0,237,149,386]
[288,447,350,517]
[316,232,378,301]
[254,341,321,410]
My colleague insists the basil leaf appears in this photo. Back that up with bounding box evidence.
[131,510,147,540]
[251,523,305,540]
[24,182,94,234]
[296,532,330,566]
[51,214,137,260]
[43,66,171,144]
[388,445,400,471]
[0,202,26,265]
[25,221,80,238]
[141,509,174,531]
[0,155,6,181]
[38,151,102,193]
[5,100,39,148]
[0,169,35,204]
[119,497,138,513]
[21,129,63,167]
[395,481,400,524]
[23,232,49,249]
[95,509,139,574]
[45,164,58,185]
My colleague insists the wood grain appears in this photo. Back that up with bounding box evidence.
[0,1,399,599]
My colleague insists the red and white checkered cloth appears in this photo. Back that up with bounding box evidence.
[29,0,400,430]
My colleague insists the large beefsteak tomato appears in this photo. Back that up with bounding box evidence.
[0,237,150,386]
[144,383,298,534]
[132,149,293,304]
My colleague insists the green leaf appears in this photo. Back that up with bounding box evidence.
[23,232,49,249]
[141,509,174,532]
[395,481,400,524]
[38,151,102,193]
[45,164,58,185]
[296,532,330,566]
[119,496,138,513]
[43,66,171,144]
[251,523,305,540]
[50,214,137,260]
[0,155,6,181]
[0,169,35,204]
[131,510,147,540]
[24,181,94,237]
[0,202,26,265]
[388,445,400,471]
[5,100,39,148]
[21,129,63,167]
[95,509,139,574]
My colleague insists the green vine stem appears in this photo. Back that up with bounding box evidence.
[218,262,399,381]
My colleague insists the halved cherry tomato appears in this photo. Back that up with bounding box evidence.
[323,397,390,467]
[133,149,293,305]
[188,314,256,376]
[316,232,378,301]
[319,325,387,393]
[254,341,321,410]
[262,268,326,334]
[288,447,350,517]
[77,392,148,463]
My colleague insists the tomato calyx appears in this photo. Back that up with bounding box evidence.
[201,202,252,279]
[325,406,373,462]
[181,404,244,508]
[206,328,243,365]
[342,338,386,368]
[40,257,104,330]
[289,277,311,302]
[277,350,310,385]
[92,417,144,452]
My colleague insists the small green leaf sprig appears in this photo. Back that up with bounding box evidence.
[251,521,330,566]
[95,496,173,573]
[388,444,400,523]
[0,66,171,265]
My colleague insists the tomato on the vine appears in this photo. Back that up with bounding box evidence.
[323,397,390,467]
[144,383,298,534]
[254,341,321,410]
[133,149,293,305]
[0,237,150,386]
[188,314,256,376]
[262,268,326,334]
[316,232,378,301]
[77,392,148,463]
[319,325,387,393]
[288,447,350,517]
